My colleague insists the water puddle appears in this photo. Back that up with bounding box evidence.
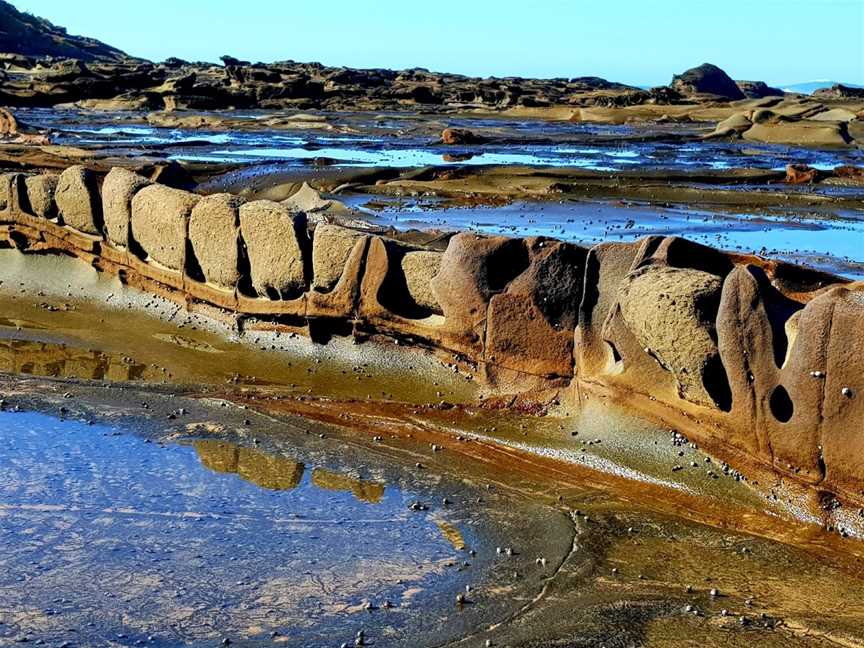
[0,339,148,382]
[0,411,482,646]
[349,195,864,278]
[0,251,478,404]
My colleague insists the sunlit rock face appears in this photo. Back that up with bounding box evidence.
[1,167,863,505]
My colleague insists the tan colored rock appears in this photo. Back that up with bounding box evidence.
[239,200,308,297]
[188,193,244,289]
[401,250,443,313]
[619,265,724,408]
[312,224,365,292]
[0,173,24,215]
[817,285,864,493]
[576,241,641,373]
[130,184,199,270]
[55,165,102,235]
[743,120,852,146]
[707,112,751,138]
[102,167,150,247]
[810,108,858,123]
[23,174,58,219]
[431,233,529,331]
[0,108,18,136]
[283,182,333,214]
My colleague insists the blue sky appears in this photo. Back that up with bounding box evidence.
[16,0,864,86]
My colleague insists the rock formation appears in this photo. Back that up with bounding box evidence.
[671,63,746,100]
[735,80,784,99]
[0,0,131,62]
[1,166,862,518]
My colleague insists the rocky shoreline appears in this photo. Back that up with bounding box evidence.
[1,165,862,525]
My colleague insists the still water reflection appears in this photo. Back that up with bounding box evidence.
[0,412,471,646]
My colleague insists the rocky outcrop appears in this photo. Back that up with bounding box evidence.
[671,63,746,100]
[400,251,442,314]
[238,200,308,298]
[705,103,857,146]
[0,0,131,62]
[736,80,784,99]
[188,193,244,290]
[311,223,365,292]
[0,52,640,111]
[55,165,101,235]
[1,167,863,515]
[618,265,724,408]
[23,173,56,218]
[0,5,645,113]
[442,128,485,145]
[130,184,199,269]
[102,167,150,248]
[0,106,17,135]
[813,84,864,100]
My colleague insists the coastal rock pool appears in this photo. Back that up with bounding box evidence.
[0,411,499,647]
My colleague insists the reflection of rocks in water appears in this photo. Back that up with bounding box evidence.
[434,519,466,551]
[311,468,386,504]
[152,333,223,353]
[0,339,148,381]
[194,440,305,490]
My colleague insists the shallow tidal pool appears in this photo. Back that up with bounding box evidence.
[0,412,486,647]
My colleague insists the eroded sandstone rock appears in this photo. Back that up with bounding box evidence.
[55,165,102,235]
[189,193,244,289]
[283,182,334,214]
[743,119,851,147]
[0,107,18,136]
[102,167,150,247]
[401,250,442,314]
[311,224,366,292]
[486,239,586,378]
[619,265,724,408]
[0,173,25,215]
[431,233,529,333]
[23,174,58,219]
[442,128,485,145]
[130,184,199,269]
[576,242,642,373]
[239,200,308,298]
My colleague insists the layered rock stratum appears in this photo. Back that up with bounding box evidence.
[1,167,862,516]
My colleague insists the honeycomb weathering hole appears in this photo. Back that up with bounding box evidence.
[702,355,733,412]
[485,239,529,292]
[769,384,794,423]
